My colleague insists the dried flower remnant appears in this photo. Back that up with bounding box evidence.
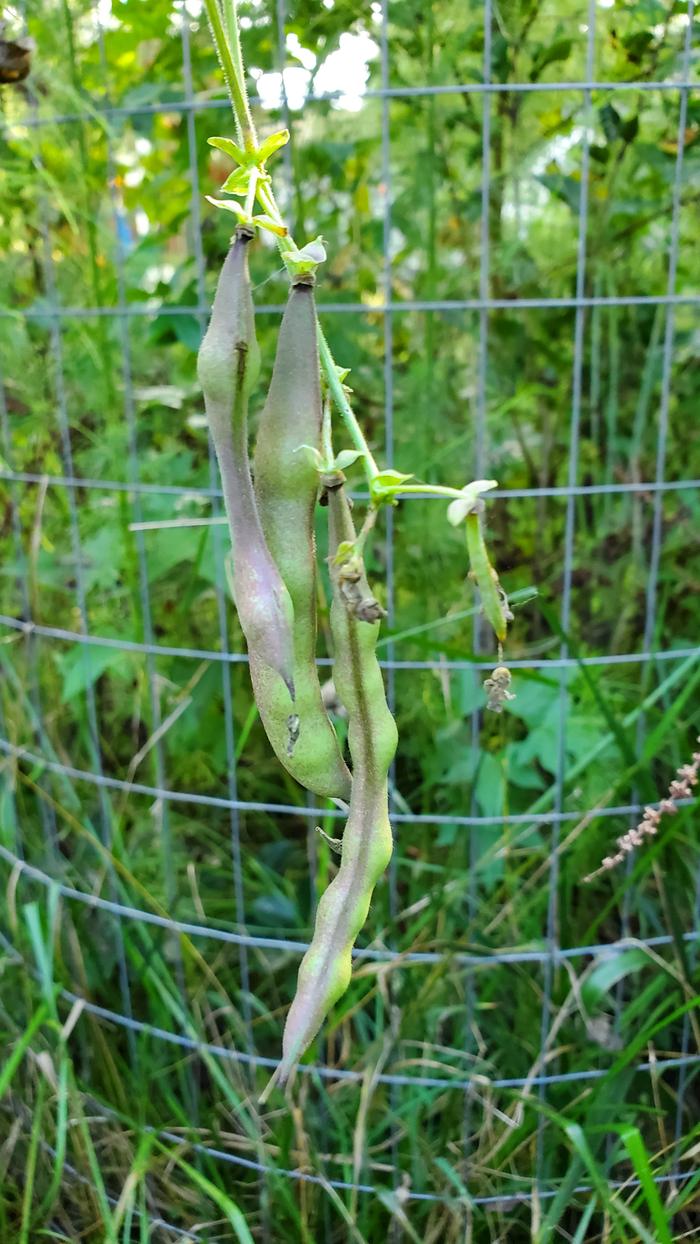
[584,738,700,883]
[484,665,516,713]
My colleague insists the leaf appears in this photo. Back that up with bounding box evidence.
[536,172,581,214]
[252,213,288,237]
[581,949,652,1013]
[60,645,127,702]
[294,443,324,470]
[372,469,414,489]
[331,540,356,566]
[475,751,504,821]
[562,1123,660,1243]
[256,128,290,163]
[221,167,251,196]
[167,1154,255,1244]
[205,195,249,221]
[530,37,572,81]
[446,479,497,526]
[207,135,248,164]
[615,1125,673,1244]
[0,1001,50,1099]
[600,103,622,144]
[282,235,327,274]
[334,448,365,470]
[620,115,639,144]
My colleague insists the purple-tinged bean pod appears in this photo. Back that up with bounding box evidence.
[252,275,351,800]
[197,228,295,696]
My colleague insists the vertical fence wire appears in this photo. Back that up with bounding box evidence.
[20,5,137,1055]
[0,376,50,858]
[378,0,402,1213]
[536,0,597,1187]
[464,0,493,1176]
[648,0,697,1183]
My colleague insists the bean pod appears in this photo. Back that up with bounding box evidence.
[197,228,295,696]
[260,480,397,1097]
[252,276,351,800]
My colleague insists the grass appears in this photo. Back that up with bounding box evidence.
[1,624,699,1239]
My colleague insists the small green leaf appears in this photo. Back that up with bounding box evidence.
[256,128,290,163]
[252,213,288,237]
[446,479,498,526]
[334,449,364,471]
[221,167,252,196]
[205,195,250,223]
[294,443,324,470]
[373,469,414,488]
[282,235,327,276]
[331,540,356,566]
[207,135,248,164]
[600,102,622,144]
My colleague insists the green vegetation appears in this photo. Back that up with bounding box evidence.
[1,0,699,1239]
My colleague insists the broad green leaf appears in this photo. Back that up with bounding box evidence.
[60,645,127,702]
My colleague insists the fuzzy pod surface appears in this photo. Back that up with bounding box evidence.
[197,229,295,696]
[252,276,351,800]
[261,482,397,1097]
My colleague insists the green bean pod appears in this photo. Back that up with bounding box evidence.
[197,228,295,696]
[260,481,397,1098]
[252,276,351,800]
[465,505,510,645]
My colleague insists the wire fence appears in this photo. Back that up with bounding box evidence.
[1,0,699,1224]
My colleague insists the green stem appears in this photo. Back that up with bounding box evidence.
[203,0,256,148]
[213,3,457,501]
[223,0,257,146]
[321,398,334,465]
[317,325,380,476]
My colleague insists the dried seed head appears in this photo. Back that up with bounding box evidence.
[584,738,700,883]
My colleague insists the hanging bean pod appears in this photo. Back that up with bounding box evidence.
[197,228,295,696]
[260,478,397,1098]
[464,503,512,645]
[253,275,351,800]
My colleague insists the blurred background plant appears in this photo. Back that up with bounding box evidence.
[0,0,699,1239]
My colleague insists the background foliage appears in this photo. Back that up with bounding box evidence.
[1,0,699,1239]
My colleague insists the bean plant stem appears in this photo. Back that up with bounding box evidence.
[203,0,256,150]
[206,0,473,509]
[316,326,380,476]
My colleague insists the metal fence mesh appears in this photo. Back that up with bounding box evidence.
[0,0,699,1220]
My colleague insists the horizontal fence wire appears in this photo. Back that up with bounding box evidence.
[1,0,699,1219]
[3,842,700,966]
[3,292,700,319]
[3,75,696,131]
[3,468,700,499]
[1,734,697,825]
[2,612,699,670]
